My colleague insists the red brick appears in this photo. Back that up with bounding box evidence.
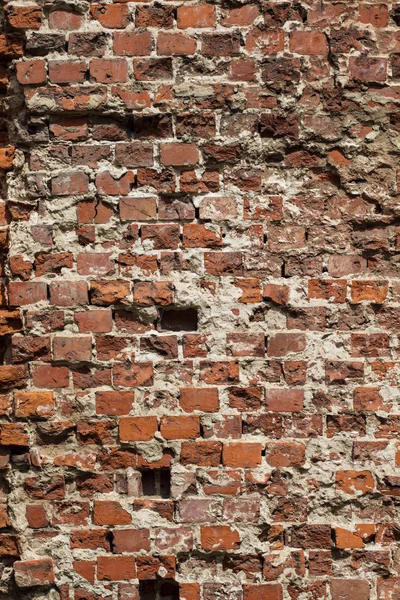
[157,32,196,56]
[351,280,388,303]
[180,388,219,412]
[114,31,152,56]
[8,282,47,306]
[326,361,364,384]
[14,391,54,418]
[96,171,135,195]
[226,333,265,357]
[335,470,375,494]
[265,389,304,412]
[50,117,88,140]
[331,579,369,600]
[246,29,284,54]
[77,253,114,276]
[136,5,174,28]
[34,252,73,276]
[133,281,173,306]
[12,334,50,363]
[181,441,222,466]
[49,10,82,30]
[0,146,15,169]
[119,197,157,221]
[31,365,69,389]
[0,366,28,391]
[53,337,92,362]
[349,56,387,81]
[199,360,239,385]
[359,4,388,27]
[177,5,216,28]
[26,505,48,529]
[48,60,86,84]
[52,172,88,196]
[289,32,328,55]
[353,387,384,411]
[221,5,259,26]
[90,280,130,305]
[308,279,347,303]
[351,333,390,357]
[52,501,90,525]
[267,333,306,357]
[93,501,131,525]
[222,442,262,468]
[96,391,134,416]
[200,196,238,221]
[265,441,306,467]
[134,58,173,81]
[73,561,95,584]
[16,60,46,85]
[9,256,32,281]
[141,224,179,250]
[243,585,283,600]
[75,310,113,333]
[160,143,199,166]
[0,423,29,446]
[141,332,178,359]
[201,526,240,551]
[119,416,158,442]
[160,415,200,440]
[231,58,257,81]
[289,525,331,549]
[73,147,112,168]
[14,558,54,588]
[115,143,153,168]
[70,529,110,550]
[50,281,88,306]
[97,556,136,581]
[335,528,365,549]
[112,529,150,553]
[183,224,222,248]
[7,5,42,29]
[0,507,11,529]
[135,555,175,580]
[90,59,128,83]
[113,362,154,387]
[154,527,193,552]
[90,4,129,28]
[202,33,241,56]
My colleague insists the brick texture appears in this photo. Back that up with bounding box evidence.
[0,0,399,598]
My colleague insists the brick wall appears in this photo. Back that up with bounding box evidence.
[0,0,399,599]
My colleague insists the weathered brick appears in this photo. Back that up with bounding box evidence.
[289,32,328,55]
[114,31,152,56]
[177,5,216,28]
[16,60,46,85]
[90,4,129,29]
[160,143,199,166]
[14,558,54,588]
[3,2,399,596]
[331,579,369,600]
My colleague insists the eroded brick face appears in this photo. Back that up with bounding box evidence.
[0,0,399,599]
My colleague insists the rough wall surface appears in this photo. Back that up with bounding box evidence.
[0,0,400,599]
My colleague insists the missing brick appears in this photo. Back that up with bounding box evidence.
[139,579,179,600]
[160,308,198,332]
[139,468,171,499]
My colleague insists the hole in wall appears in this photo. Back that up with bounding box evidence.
[160,308,198,332]
[139,579,179,600]
[139,469,171,499]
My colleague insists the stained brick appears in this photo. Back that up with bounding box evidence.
[2,2,397,597]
